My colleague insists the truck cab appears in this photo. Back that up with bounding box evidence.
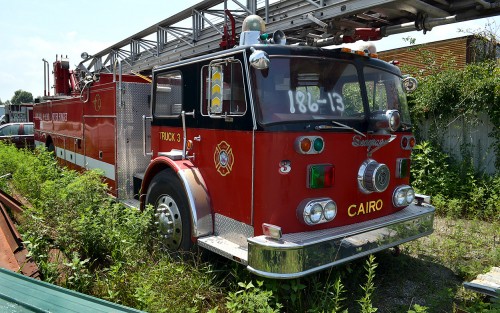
[143,40,434,278]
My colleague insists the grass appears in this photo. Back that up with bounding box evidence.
[1,141,499,312]
[372,217,500,312]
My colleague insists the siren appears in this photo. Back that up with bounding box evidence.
[269,30,287,45]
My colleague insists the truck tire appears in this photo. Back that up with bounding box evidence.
[47,141,55,153]
[146,169,192,251]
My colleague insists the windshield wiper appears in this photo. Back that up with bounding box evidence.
[315,121,366,137]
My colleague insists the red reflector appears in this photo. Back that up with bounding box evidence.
[324,165,334,187]
[402,137,408,149]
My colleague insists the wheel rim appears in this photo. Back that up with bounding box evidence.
[155,194,183,250]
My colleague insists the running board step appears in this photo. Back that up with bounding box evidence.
[120,198,140,210]
[197,235,248,265]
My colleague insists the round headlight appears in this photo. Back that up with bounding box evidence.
[387,110,401,132]
[395,189,406,206]
[406,188,415,204]
[323,201,337,221]
[305,203,323,224]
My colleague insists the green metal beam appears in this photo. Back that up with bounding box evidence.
[0,268,145,313]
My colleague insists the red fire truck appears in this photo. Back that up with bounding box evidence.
[1,103,34,124]
[33,0,499,278]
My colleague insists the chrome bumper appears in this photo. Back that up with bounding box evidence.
[247,204,435,279]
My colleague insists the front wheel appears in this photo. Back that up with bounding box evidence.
[146,169,192,251]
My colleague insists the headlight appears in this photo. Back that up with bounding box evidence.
[387,110,401,132]
[395,190,406,206]
[393,185,415,207]
[307,203,323,224]
[298,198,337,225]
[406,188,415,204]
[323,201,337,221]
[369,110,401,133]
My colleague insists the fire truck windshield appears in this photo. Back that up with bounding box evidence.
[251,56,411,127]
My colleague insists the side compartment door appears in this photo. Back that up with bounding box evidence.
[83,88,117,194]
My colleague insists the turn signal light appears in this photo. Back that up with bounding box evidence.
[262,223,282,240]
[401,135,415,150]
[300,137,312,152]
[295,136,325,154]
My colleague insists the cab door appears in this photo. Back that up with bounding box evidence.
[192,57,254,225]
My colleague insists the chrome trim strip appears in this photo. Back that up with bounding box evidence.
[154,49,246,73]
[243,48,257,225]
[84,156,116,181]
[246,204,435,279]
[35,131,82,141]
[82,115,116,118]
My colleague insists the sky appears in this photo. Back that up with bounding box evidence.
[0,0,498,102]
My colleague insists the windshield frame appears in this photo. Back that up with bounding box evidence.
[250,55,411,129]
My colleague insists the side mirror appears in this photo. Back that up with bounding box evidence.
[249,47,270,70]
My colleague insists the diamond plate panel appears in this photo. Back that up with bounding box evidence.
[214,213,254,248]
[116,82,152,200]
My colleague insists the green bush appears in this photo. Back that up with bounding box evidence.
[406,60,500,171]
[2,145,224,312]
[411,141,500,221]
[225,281,282,313]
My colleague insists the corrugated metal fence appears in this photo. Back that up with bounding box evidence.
[418,112,497,175]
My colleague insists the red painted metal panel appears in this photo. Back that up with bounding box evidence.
[151,126,253,224]
[252,131,412,235]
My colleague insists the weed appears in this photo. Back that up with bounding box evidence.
[411,141,500,221]
[407,304,428,313]
[225,280,282,313]
[62,252,92,293]
[357,255,378,313]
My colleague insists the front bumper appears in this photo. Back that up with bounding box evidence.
[247,203,435,279]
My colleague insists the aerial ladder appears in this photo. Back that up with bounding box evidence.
[76,0,500,83]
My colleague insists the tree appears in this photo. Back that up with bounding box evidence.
[11,90,33,104]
